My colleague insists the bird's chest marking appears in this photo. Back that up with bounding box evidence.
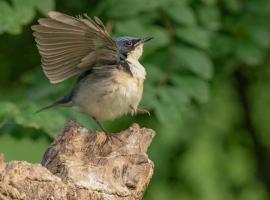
[126,57,146,80]
[112,70,144,102]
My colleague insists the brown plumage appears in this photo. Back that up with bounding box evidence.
[31,11,119,83]
[32,11,153,133]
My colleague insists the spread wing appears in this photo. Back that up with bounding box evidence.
[32,11,119,83]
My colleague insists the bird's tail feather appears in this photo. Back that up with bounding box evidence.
[35,93,73,114]
[35,102,60,114]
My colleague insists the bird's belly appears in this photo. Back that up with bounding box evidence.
[73,71,144,121]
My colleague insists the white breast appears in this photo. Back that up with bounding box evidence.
[73,68,145,121]
[126,57,146,80]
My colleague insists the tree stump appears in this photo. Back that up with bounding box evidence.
[0,120,155,200]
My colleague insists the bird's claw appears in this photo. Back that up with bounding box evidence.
[136,107,151,116]
[130,106,151,116]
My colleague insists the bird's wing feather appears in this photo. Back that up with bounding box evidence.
[32,11,119,84]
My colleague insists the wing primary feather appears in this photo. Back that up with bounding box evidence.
[32,11,120,83]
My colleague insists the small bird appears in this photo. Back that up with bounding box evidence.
[32,11,152,133]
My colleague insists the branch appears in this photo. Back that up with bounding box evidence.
[0,120,155,200]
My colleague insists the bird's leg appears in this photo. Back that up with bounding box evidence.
[130,105,151,116]
[92,117,108,133]
[92,117,123,144]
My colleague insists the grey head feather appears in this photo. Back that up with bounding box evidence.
[114,36,153,56]
[114,36,141,56]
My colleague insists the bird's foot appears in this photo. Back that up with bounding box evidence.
[130,106,151,116]
[136,107,151,116]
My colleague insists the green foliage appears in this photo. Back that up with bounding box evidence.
[0,0,270,199]
[0,0,55,34]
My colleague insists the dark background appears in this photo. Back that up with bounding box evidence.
[1,0,270,199]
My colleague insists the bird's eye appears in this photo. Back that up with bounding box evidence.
[125,41,132,47]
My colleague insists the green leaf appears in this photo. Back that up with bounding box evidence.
[0,128,50,163]
[115,19,148,36]
[210,33,234,58]
[0,102,20,127]
[235,41,266,66]
[223,0,242,13]
[245,23,270,49]
[172,75,210,104]
[12,0,35,24]
[245,0,270,15]
[200,0,217,6]
[0,101,65,138]
[176,45,214,79]
[175,26,210,49]
[0,1,21,34]
[165,3,196,26]
[35,0,55,15]
[147,26,170,52]
[197,5,221,30]
[141,83,157,109]
[106,0,161,18]
[146,66,165,84]
[154,93,182,124]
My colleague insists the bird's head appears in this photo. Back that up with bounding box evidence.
[114,36,153,60]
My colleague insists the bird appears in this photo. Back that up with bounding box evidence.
[31,11,153,134]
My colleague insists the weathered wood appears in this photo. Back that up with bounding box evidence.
[0,120,155,200]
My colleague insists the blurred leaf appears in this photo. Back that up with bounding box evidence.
[0,102,19,127]
[172,75,210,104]
[245,0,270,15]
[200,0,217,6]
[0,1,21,34]
[197,5,221,30]
[176,45,214,79]
[105,0,161,18]
[154,91,182,125]
[245,23,270,49]
[146,66,165,83]
[35,0,55,15]
[12,0,36,24]
[210,33,234,58]
[0,128,50,163]
[115,19,146,36]
[222,0,242,13]
[235,41,266,66]
[0,101,65,138]
[176,26,210,49]
[165,2,196,26]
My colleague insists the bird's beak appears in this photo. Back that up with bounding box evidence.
[135,37,153,46]
[141,36,154,43]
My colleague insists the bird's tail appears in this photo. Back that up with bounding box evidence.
[35,93,73,114]
[35,102,60,114]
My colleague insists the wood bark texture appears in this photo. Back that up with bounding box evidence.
[0,120,155,200]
